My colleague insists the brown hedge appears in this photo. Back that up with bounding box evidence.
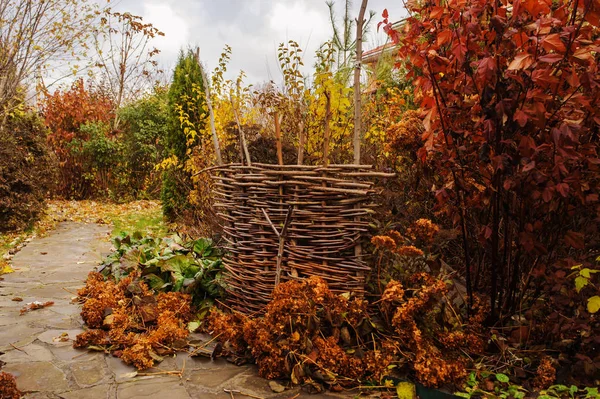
[0,112,56,232]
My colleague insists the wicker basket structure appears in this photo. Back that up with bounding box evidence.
[210,162,393,314]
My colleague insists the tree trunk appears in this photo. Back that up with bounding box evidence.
[353,0,368,165]
[195,48,223,166]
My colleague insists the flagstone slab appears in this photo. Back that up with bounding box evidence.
[3,361,70,391]
[117,377,190,399]
[60,384,115,399]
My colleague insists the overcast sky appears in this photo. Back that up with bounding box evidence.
[107,0,406,86]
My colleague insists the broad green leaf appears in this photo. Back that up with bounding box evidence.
[587,296,600,313]
[569,385,578,397]
[584,387,599,398]
[144,274,166,291]
[161,255,191,274]
[495,373,510,383]
[192,238,212,256]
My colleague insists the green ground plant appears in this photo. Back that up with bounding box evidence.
[98,232,225,309]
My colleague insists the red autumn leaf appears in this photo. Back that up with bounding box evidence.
[437,30,453,46]
[430,6,445,19]
[519,231,536,252]
[452,40,467,63]
[514,110,529,127]
[476,57,497,84]
[573,47,593,62]
[564,230,585,249]
[382,8,389,19]
[522,0,552,16]
[538,53,563,63]
[542,187,553,203]
[585,10,600,27]
[586,193,599,203]
[483,225,493,240]
[507,53,534,70]
[512,32,530,48]
[522,161,536,172]
[555,182,569,197]
[542,34,566,53]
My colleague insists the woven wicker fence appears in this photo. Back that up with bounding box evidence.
[210,163,393,314]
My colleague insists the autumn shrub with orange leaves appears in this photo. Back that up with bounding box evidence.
[42,79,116,199]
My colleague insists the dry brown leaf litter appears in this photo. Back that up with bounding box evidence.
[75,271,193,370]
[0,371,21,399]
[208,275,484,389]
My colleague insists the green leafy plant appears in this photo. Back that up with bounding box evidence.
[457,372,599,399]
[539,385,600,399]
[98,232,225,307]
[456,371,527,399]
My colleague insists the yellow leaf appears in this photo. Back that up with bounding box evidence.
[396,382,416,399]
[0,264,15,274]
[575,276,588,293]
[587,296,600,313]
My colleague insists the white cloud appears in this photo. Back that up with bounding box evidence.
[142,2,189,60]
[95,0,407,86]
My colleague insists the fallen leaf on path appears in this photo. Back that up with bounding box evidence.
[269,380,286,393]
[19,300,54,315]
[53,332,70,342]
[11,297,23,302]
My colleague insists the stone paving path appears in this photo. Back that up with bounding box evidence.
[0,222,357,399]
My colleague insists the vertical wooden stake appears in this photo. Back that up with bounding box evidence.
[297,121,305,165]
[353,0,369,165]
[229,92,252,166]
[274,111,283,166]
[195,48,222,165]
[322,91,332,166]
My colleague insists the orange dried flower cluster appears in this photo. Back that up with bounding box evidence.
[209,277,393,387]
[0,372,21,399]
[385,110,424,153]
[210,275,482,389]
[396,245,424,257]
[381,280,405,304]
[371,235,397,251]
[414,343,467,388]
[406,219,440,244]
[372,231,424,257]
[74,272,193,370]
[439,331,484,354]
[533,356,556,390]
[381,274,480,387]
